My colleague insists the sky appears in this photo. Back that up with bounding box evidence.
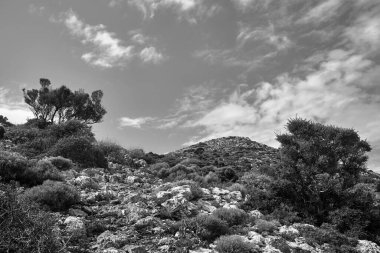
[1,0,380,171]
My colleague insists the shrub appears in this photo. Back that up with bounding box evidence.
[189,183,204,200]
[228,183,247,198]
[22,180,80,211]
[212,208,248,226]
[0,183,62,252]
[22,160,63,186]
[128,148,145,159]
[150,162,170,175]
[0,151,28,182]
[215,235,258,253]
[45,156,73,171]
[4,126,40,144]
[48,120,94,140]
[204,172,220,184]
[159,154,182,167]
[195,214,229,241]
[255,219,280,233]
[49,136,107,168]
[97,141,131,165]
[216,166,238,182]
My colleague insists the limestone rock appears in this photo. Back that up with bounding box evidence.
[356,240,380,253]
[64,216,86,239]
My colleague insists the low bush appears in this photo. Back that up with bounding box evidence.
[45,156,73,171]
[0,183,62,252]
[0,151,28,182]
[212,208,248,226]
[48,120,94,140]
[189,183,204,200]
[255,219,280,234]
[204,171,220,185]
[195,214,229,241]
[215,235,258,253]
[228,183,247,198]
[216,166,238,182]
[22,180,80,211]
[97,141,131,165]
[22,160,63,186]
[49,136,107,168]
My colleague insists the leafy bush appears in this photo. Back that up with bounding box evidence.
[45,156,73,171]
[215,235,258,253]
[189,183,204,200]
[22,180,80,211]
[0,151,28,182]
[4,126,40,144]
[213,208,248,226]
[22,159,63,186]
[204,171,220,184]
[254,219,280,233]
[0,183,62,252]
[49,136,107,168]
[158,154,182,167]
[97,141,131,165]
[150,162,170,174]
[195,214,229,241]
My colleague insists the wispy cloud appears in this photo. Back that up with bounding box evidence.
[119,116,155,128]
[125,0,220,23]
[297,0,344,24]
[58,10,166,68]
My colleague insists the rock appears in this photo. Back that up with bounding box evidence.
[126,176,139,184]
[356,240,380,253]
[96,230,130,249]
[249,210,263,219]
[68,208,88,217]
[123,245,148,253]
[189,248,213,253]
[73,175,100,190]
[123,202,149,222]
[247,231,265,245]
[64,216,86,239]
[287,237,316,252]
[134,216,158,230]
[278,225,299,240]
[102,248,120,253]
[134,159,148,168]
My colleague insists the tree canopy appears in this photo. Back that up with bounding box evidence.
[23,79,106,124]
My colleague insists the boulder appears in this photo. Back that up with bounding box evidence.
[356,240,380,253]
[64,216,86,239]
[96,230,130,249]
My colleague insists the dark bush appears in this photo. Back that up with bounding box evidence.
[212,208,248,226]
[46,156,73,171]
[215,235,258,253]
[22,159,63,186]
[0,151,28,182]
[22,180,80,211]
[49,136,107,168]
[4,126,39,144]
[255,219,280,233]
[195,214,229,241]
[216,166,238,182]
[48,120,94,140]
[159,154,182,167]
[0,183,62,252]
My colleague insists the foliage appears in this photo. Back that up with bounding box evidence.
[23,78,106,124]
[195,214,229,241]
[49,136,107,168]
[212,208,248,226]
[22,159,63,186]
[254,219,280,233]
[227,183,247,198]
[215,235,258,253]
[22,180,80,211]
[0,183,62,252]
[0,151,29,182]
[45,156,73,171]
[276,118,371,222]
[216,166,238,182]
[97,141,131,165]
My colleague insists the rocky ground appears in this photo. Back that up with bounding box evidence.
[57,161,380,253]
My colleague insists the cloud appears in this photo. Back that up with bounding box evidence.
[62,10,134,68]
[0,88,33,124]
[184,48,380,155]
[126,0,220,23]
[297,0,344,24]
[344,7,380,56]
[140,47,166,64]
[119,116,155,128]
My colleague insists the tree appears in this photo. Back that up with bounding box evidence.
[275,118,372,223]
[0,115,14,127]
[23,79,106,124]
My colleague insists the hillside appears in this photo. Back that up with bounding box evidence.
[1,121,380,253]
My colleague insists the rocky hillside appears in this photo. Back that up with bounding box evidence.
[167,136,280,173]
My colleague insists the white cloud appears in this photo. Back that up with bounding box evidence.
[127,0,219,23]
[0,88,33,124]
[237,23,292,51]
[119,116,155,128]
[62,10,134,68]
[59,10,167,67]
[140,47,165,64]
[344,7,380,56]
[297,0,344,24]
[184,49,380,157]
